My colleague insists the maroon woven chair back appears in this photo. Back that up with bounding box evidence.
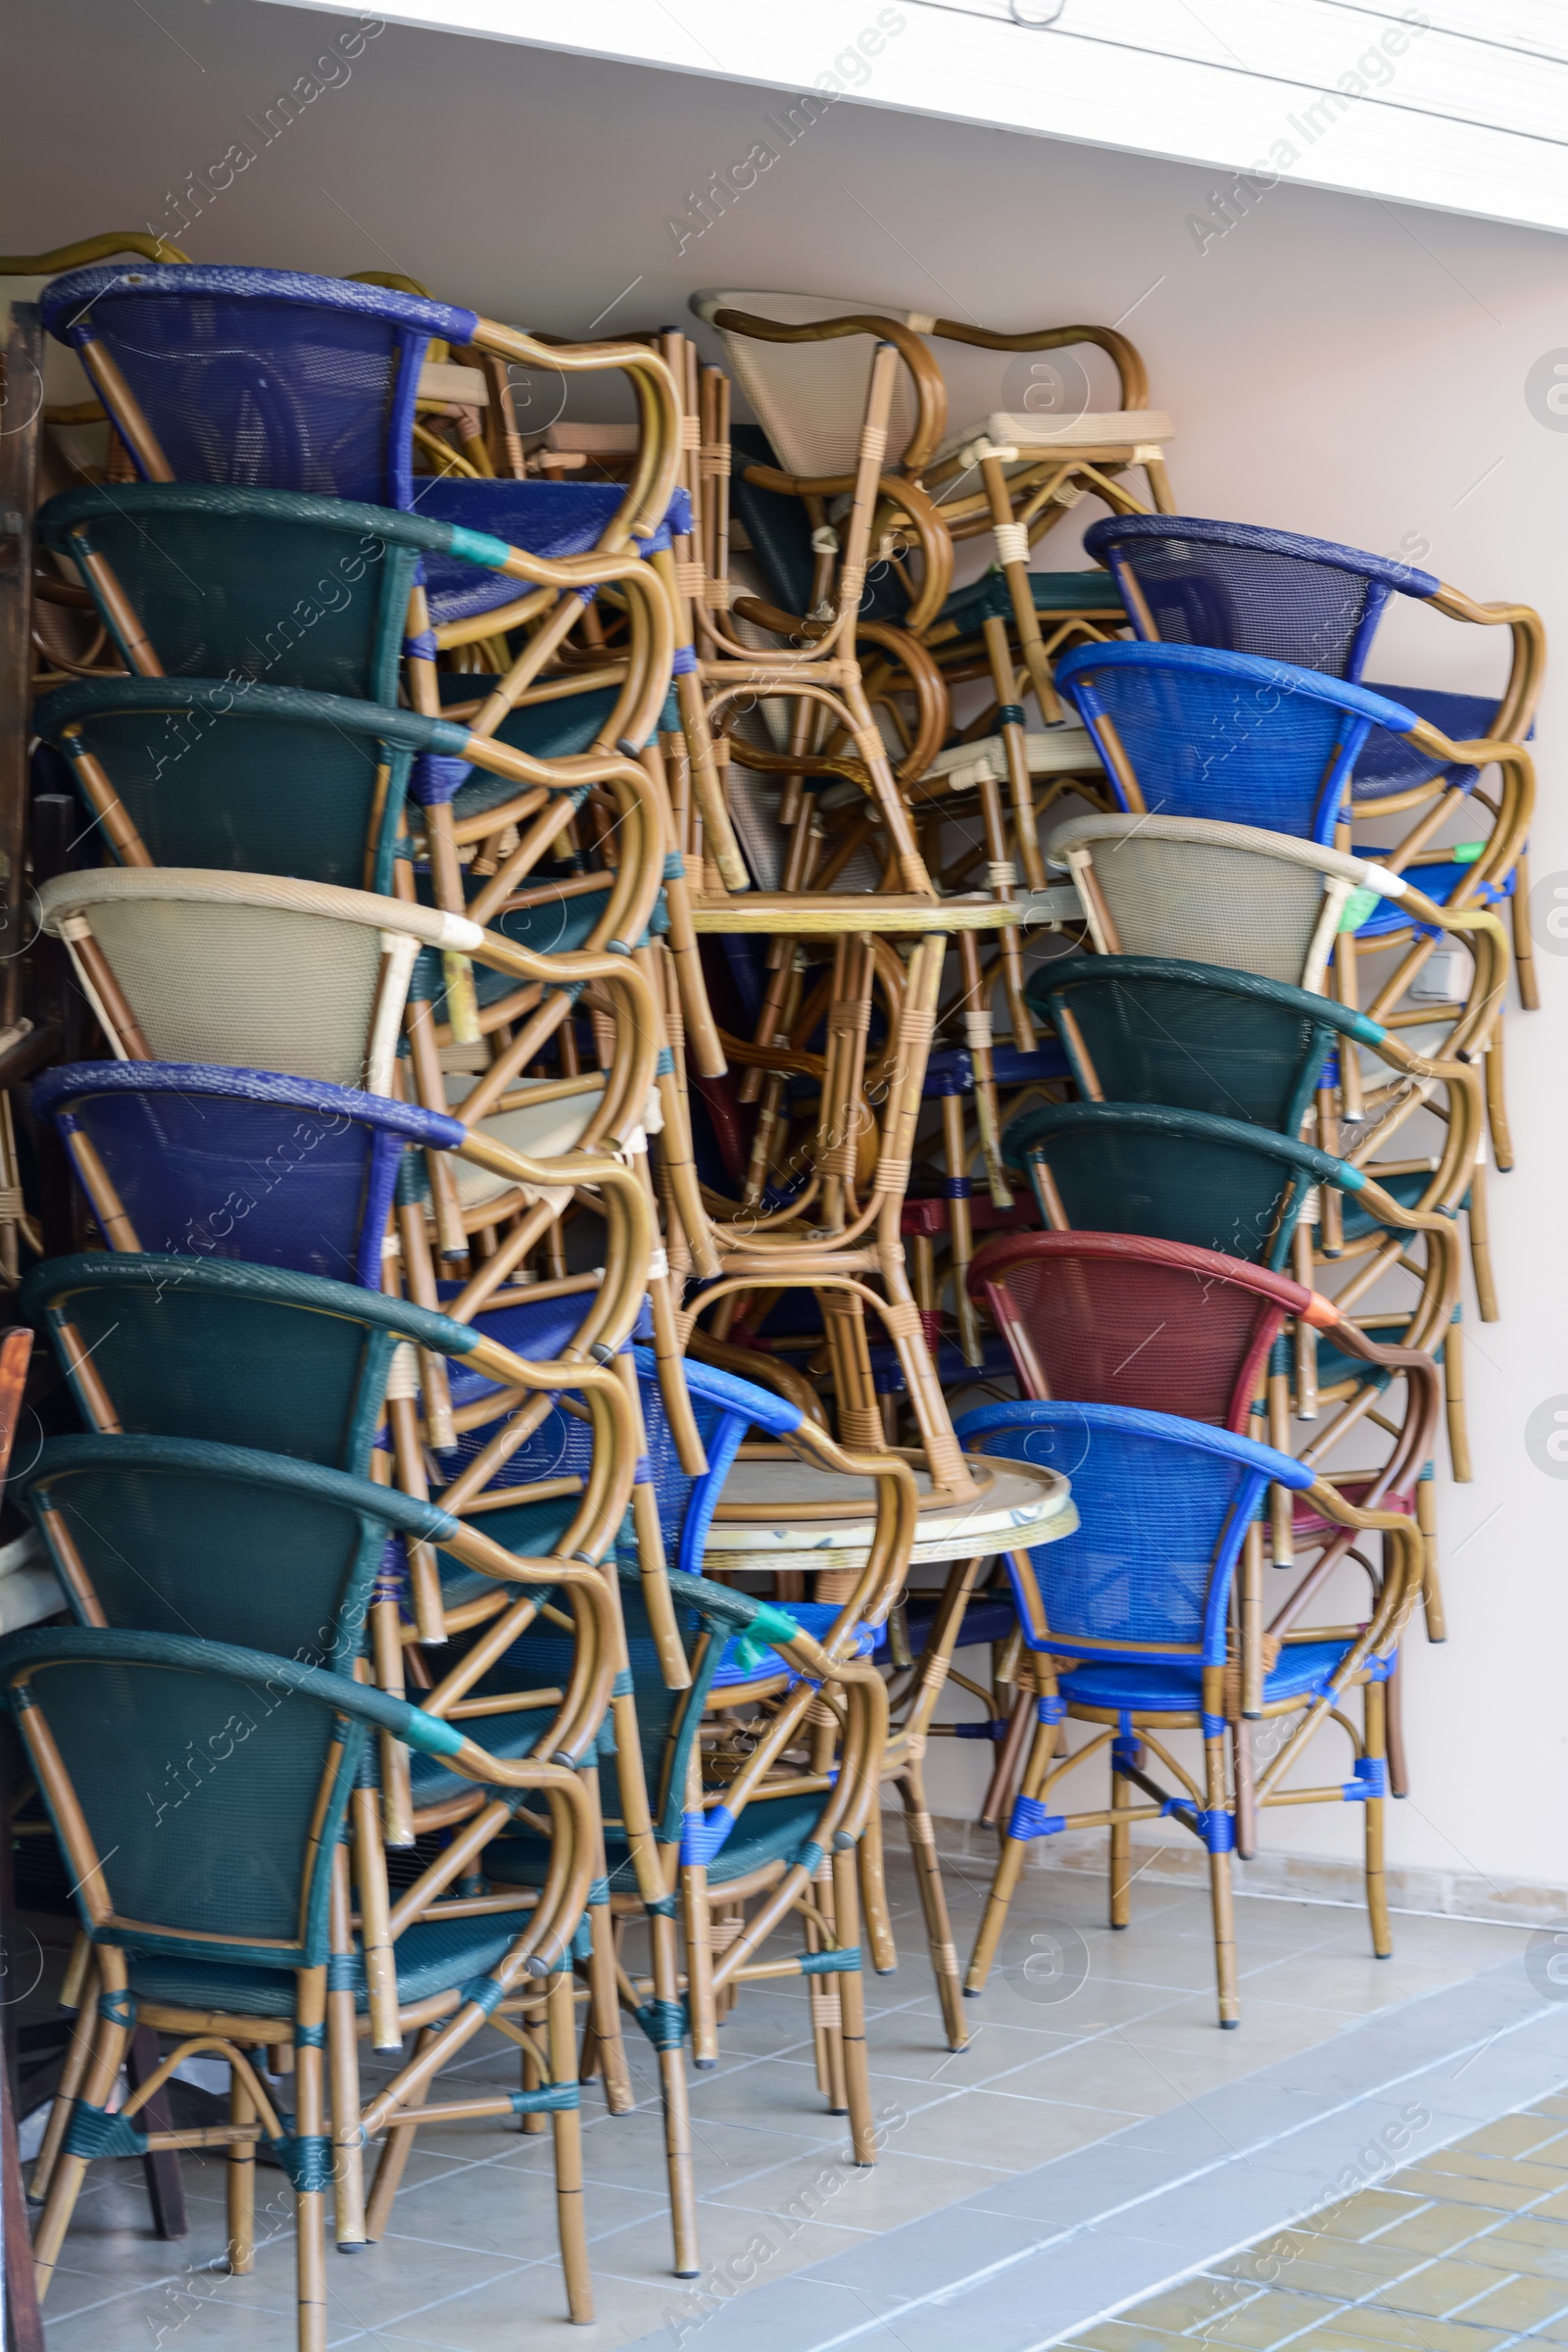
[970,1232,1308,1430]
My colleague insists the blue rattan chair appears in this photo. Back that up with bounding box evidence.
[953,1399,1419,2027]
[5,1627,603,2333]
[1082,514,1543,1002]
[36,267,683,620]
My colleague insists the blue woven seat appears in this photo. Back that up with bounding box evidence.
[1059,1640,1377,1716]
[415,478,690,624]
[124,1908,539,2020]
[489,1789,828,1894]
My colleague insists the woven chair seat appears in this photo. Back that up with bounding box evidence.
[710,1600,876,1690]
[124,1907,538,2021]
[488,1789,827,1892]
[406,1698,553,1806]
[1056,1638,1378,1717]
[416,479,691,625]
[937,569,1125,635]
[1352,684,1500,801]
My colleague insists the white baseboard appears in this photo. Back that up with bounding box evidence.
[918,1811,1567,1928]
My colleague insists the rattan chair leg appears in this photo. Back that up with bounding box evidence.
[1108,1768,1133,1929]
[682,1860,720,2070]
[1512,847,1540,1010]
[28,1950,95,2201]
[364,2028,436,2242]
[1232,1724,1259,1861]
[858,1795,898,1975]
[897,1763,967,2050]
[978,1683,1034,1832]
[965,1700,1060,1994]
[1416,1478,1446,1642]
[831,1849,877,2166]
[227,2069,257,2275]
[1363,1681,1393,1958]
[1444,1320,1472,1484]
[520,2020,547,2134]
[546,1968,594,2324]
[941,1092,984,1368]
[294,1966,330,2352]
[29,1982,129,2294]
[649,1907,700,2278]
[583,1892,634,2114]
[810,1860,850,2115]
[1203,1736,1240,2029]
[1484,1029,1514,1171]
[1385,1648,1411,1797]
[328,1851,368,2250]
[1466,1154,1499,1322]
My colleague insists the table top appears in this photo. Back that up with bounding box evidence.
[705,1453,1075,1570]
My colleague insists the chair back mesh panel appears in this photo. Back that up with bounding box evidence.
[82,899,382,1080]
[25,1449,382,1667]
[1058,827,1335,988]
[1007,1105,1315,1270]
[1061,651,1360,841]
[695,293,922,480]
[50,702,407,893]
[972,1415,1254,1654]
[1036,959,1338,1133]
[54,1080,400,1284]
[1091,525,1387,676]
[983,1247,1287,1427]
[67,287,424,504]
[24,1653,353,1953]
[44,499,416,704]
[35,1269,397,1469]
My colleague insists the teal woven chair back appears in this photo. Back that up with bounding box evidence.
[1005,1101,1355,1270]
[37,484,419,705]
[18,1435,447,1669]
[1031,956,1364,1134]
[33,677,416,892]
[26,1254,407,1471]
[2,1635,359,1964]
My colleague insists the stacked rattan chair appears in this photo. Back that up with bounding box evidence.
[12,253,1001,2329]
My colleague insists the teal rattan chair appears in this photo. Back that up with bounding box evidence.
[6,1627,602,2335]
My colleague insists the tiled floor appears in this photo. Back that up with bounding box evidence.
[1063,2092,1568,2352]
[24,1849,1568,2350]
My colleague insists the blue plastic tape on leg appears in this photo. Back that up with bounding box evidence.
[1200,1713,1227,1740]
[1038,1695,1066,1725]
[1345,1757,1387,1800]
[1008,1794,1065,1841]
[679,1805,736,1867]
[955,1720,1006,1740]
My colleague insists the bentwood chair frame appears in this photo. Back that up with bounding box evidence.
[952,1399,1426,2027]
[7,1629,605,2339]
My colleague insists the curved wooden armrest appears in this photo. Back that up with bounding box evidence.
[921,318,1149,412]
[0,231,190,270]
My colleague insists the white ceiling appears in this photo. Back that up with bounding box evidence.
[268,0,1568,237]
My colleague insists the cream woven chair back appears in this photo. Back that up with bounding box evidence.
[38,870,478,1092]
[692,290,921,479]
[1049,814,1405,995]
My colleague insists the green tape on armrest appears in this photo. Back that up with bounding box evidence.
[401,1707,466,1757]
[1336,1162,1367,1193]
[1347,1010,1387,1045]
[447,524,516,570]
